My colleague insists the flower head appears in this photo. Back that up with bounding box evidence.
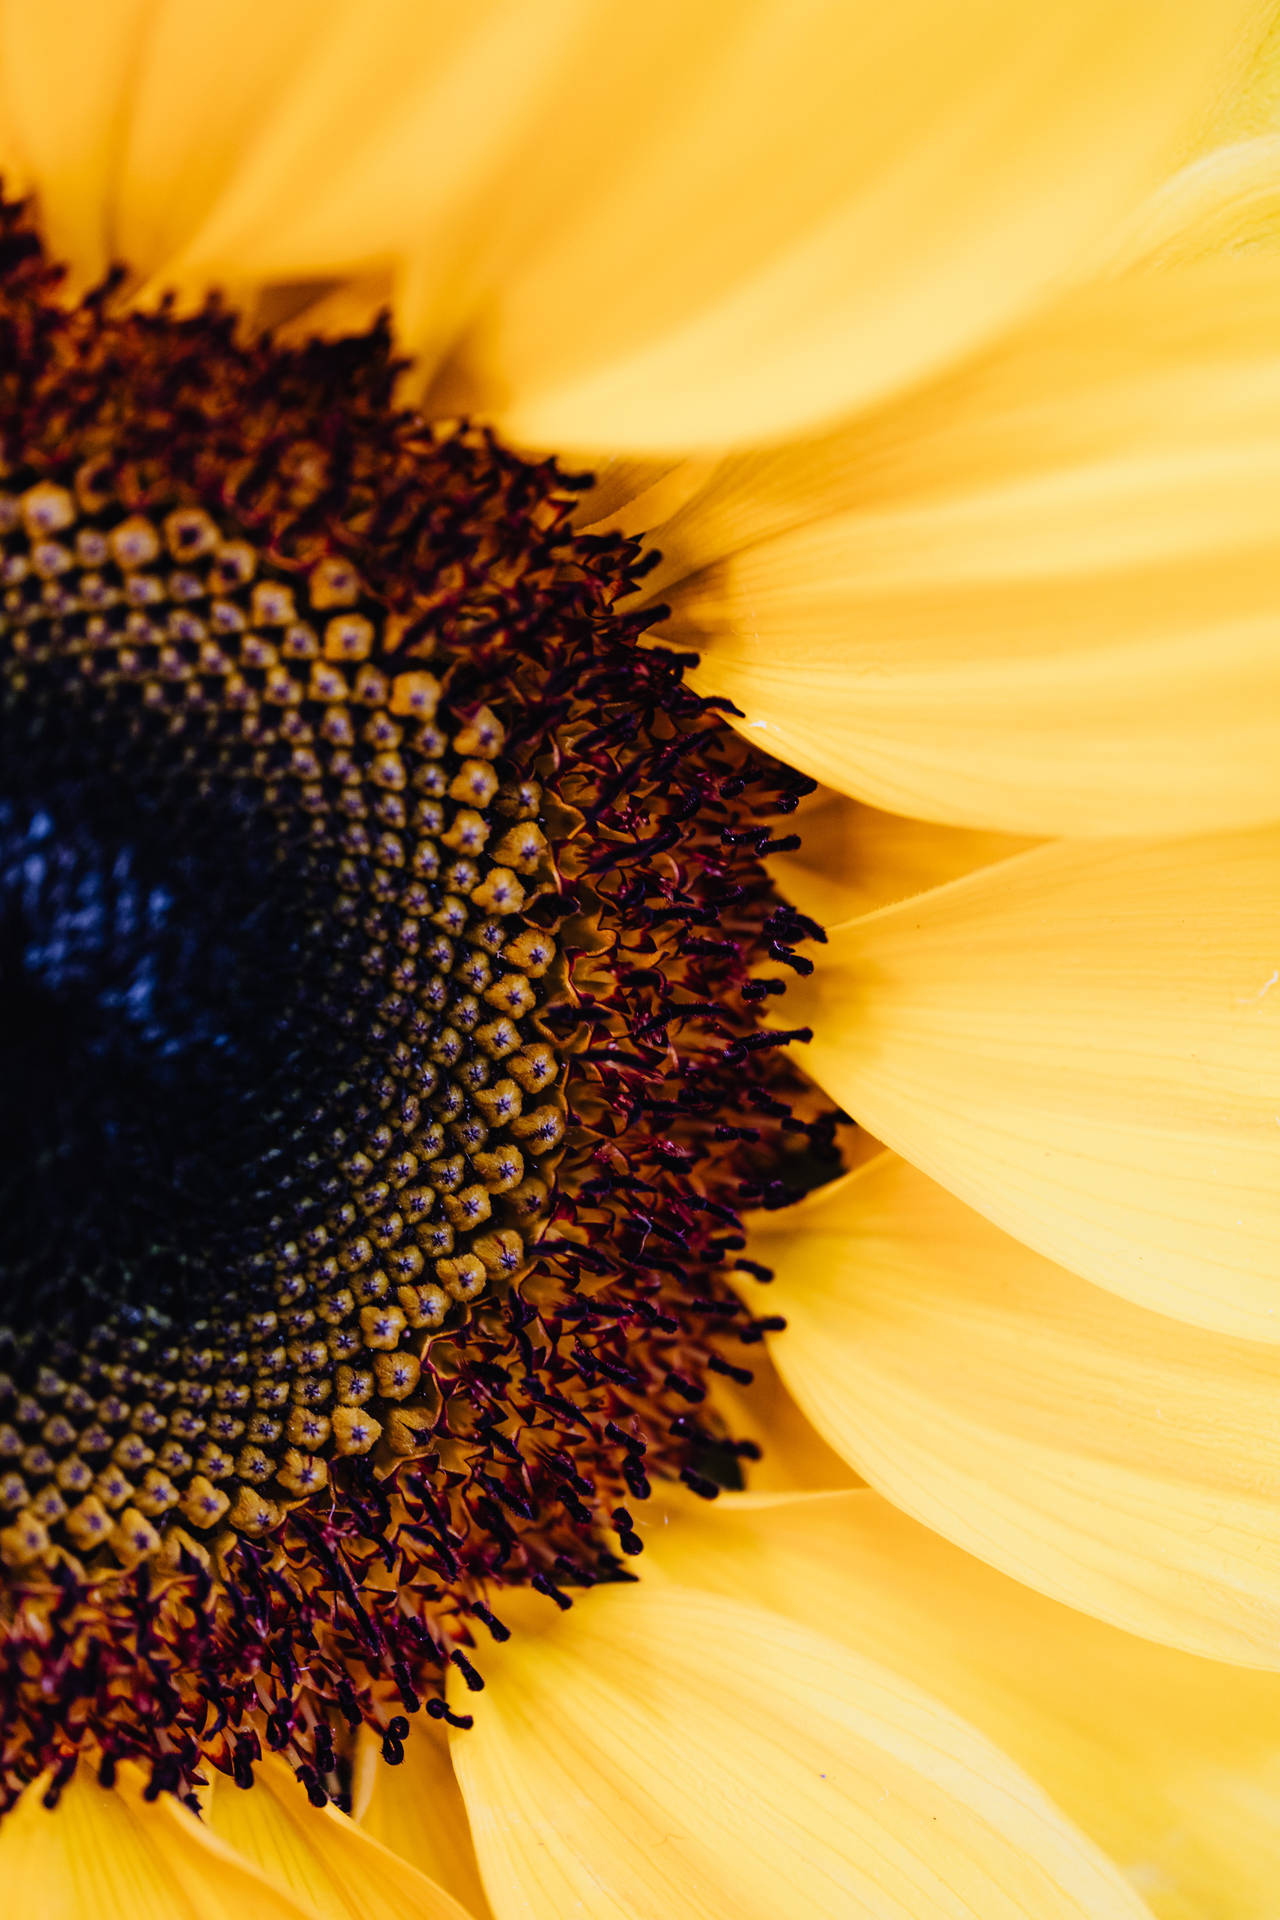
[2,4,1280,1919]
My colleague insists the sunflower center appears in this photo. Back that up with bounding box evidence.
[0,193,831,1813]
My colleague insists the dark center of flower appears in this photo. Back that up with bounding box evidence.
[0,479,564,1572]
[0,770,294,1318]
[0,196,834,1812]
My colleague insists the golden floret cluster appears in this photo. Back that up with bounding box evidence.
[0,474,571,1573]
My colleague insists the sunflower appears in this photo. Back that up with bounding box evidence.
[1,4,1279,1917]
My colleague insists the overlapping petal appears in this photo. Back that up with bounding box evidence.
[705,1339,863,1493]
[115,0,576,322]
[784,830,1280,1339]
[459,0,1271,453]
[356,1724,494,1920]
[657,252,1280,833]
[208,1756,479,1920]
[0,1763,314,1919]
[0,0,154,282]
[1197,7,1280,147]
[1111,134,1280,267]
[646,1491,1280,1920]
[0,0,1270,450]
[748,1153,1280,1660]
[769,785,1037,928]
[450,1581,1154,1920]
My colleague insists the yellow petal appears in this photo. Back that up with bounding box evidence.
[1109,134,1280,268]
[785,830,1280,1339]
[706,1337,863,1493]
[576,458,716,540]
[473,1,1276,452]
[109,0,347,289]
[0,0,154,284]
[16,1,1269,452]
[209,1755,479,1920]
[770,785,1038,929]
[659,254,1280,834]
[646,1490,1280,1920]
[1197,7,1280,146]
[450,1580,1154,1920]
[356,1723,494,1920]
[0,1762,315,1920]
[118,0,580,331]
[750,1153,1280,1662]
[257,270,393,347]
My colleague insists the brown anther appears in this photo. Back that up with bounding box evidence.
[324,613,375,661]
[94,1467,132,1510]
[277,1449,330,1496]
[134,1470,180,1518]
[226,1488,282,1536]
[164,508,219,559]
[384,1407,435,1457]
[448,760,500,808]
[472,1146,525,1194]
[30,1487,66,1526]
[502,929,556,978]
[496,776,541,819]
[21,480,75,536]
[0,1515,50,1566]
[252,581,297,626]
[359,1304,406,1351]
[284,1409,331,1449]
[389,671,441,719]
[54,1457,93,1495]
[373,1352,421,1400]
[309,556,363,608]
[484,973,535,1018]
[508,1043,558,1093]
[331,1406,382,1456]
[109,515,161,568]
[180,1476,232,1529]
[453,706,505,758]
[512,1104,567,1155]
[443,1185,492,1231]
[335,1366,375,1407]
[442,808,489,854]
[64,1497,112,1551]
[370,751,406,791]
[491,822,548,873]
[395,1283,448,1330]
[471,1230,526,1280]
[470,868,525,916]
[234,1446,277,1486]
[211,540,257,588]
[436,1254,486,1303]
[110,1508,163,1566]
[475,1017,520,1060]
[473,1078,522,1126]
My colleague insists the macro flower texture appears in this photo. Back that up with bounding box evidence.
[1,1,1280,1916]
